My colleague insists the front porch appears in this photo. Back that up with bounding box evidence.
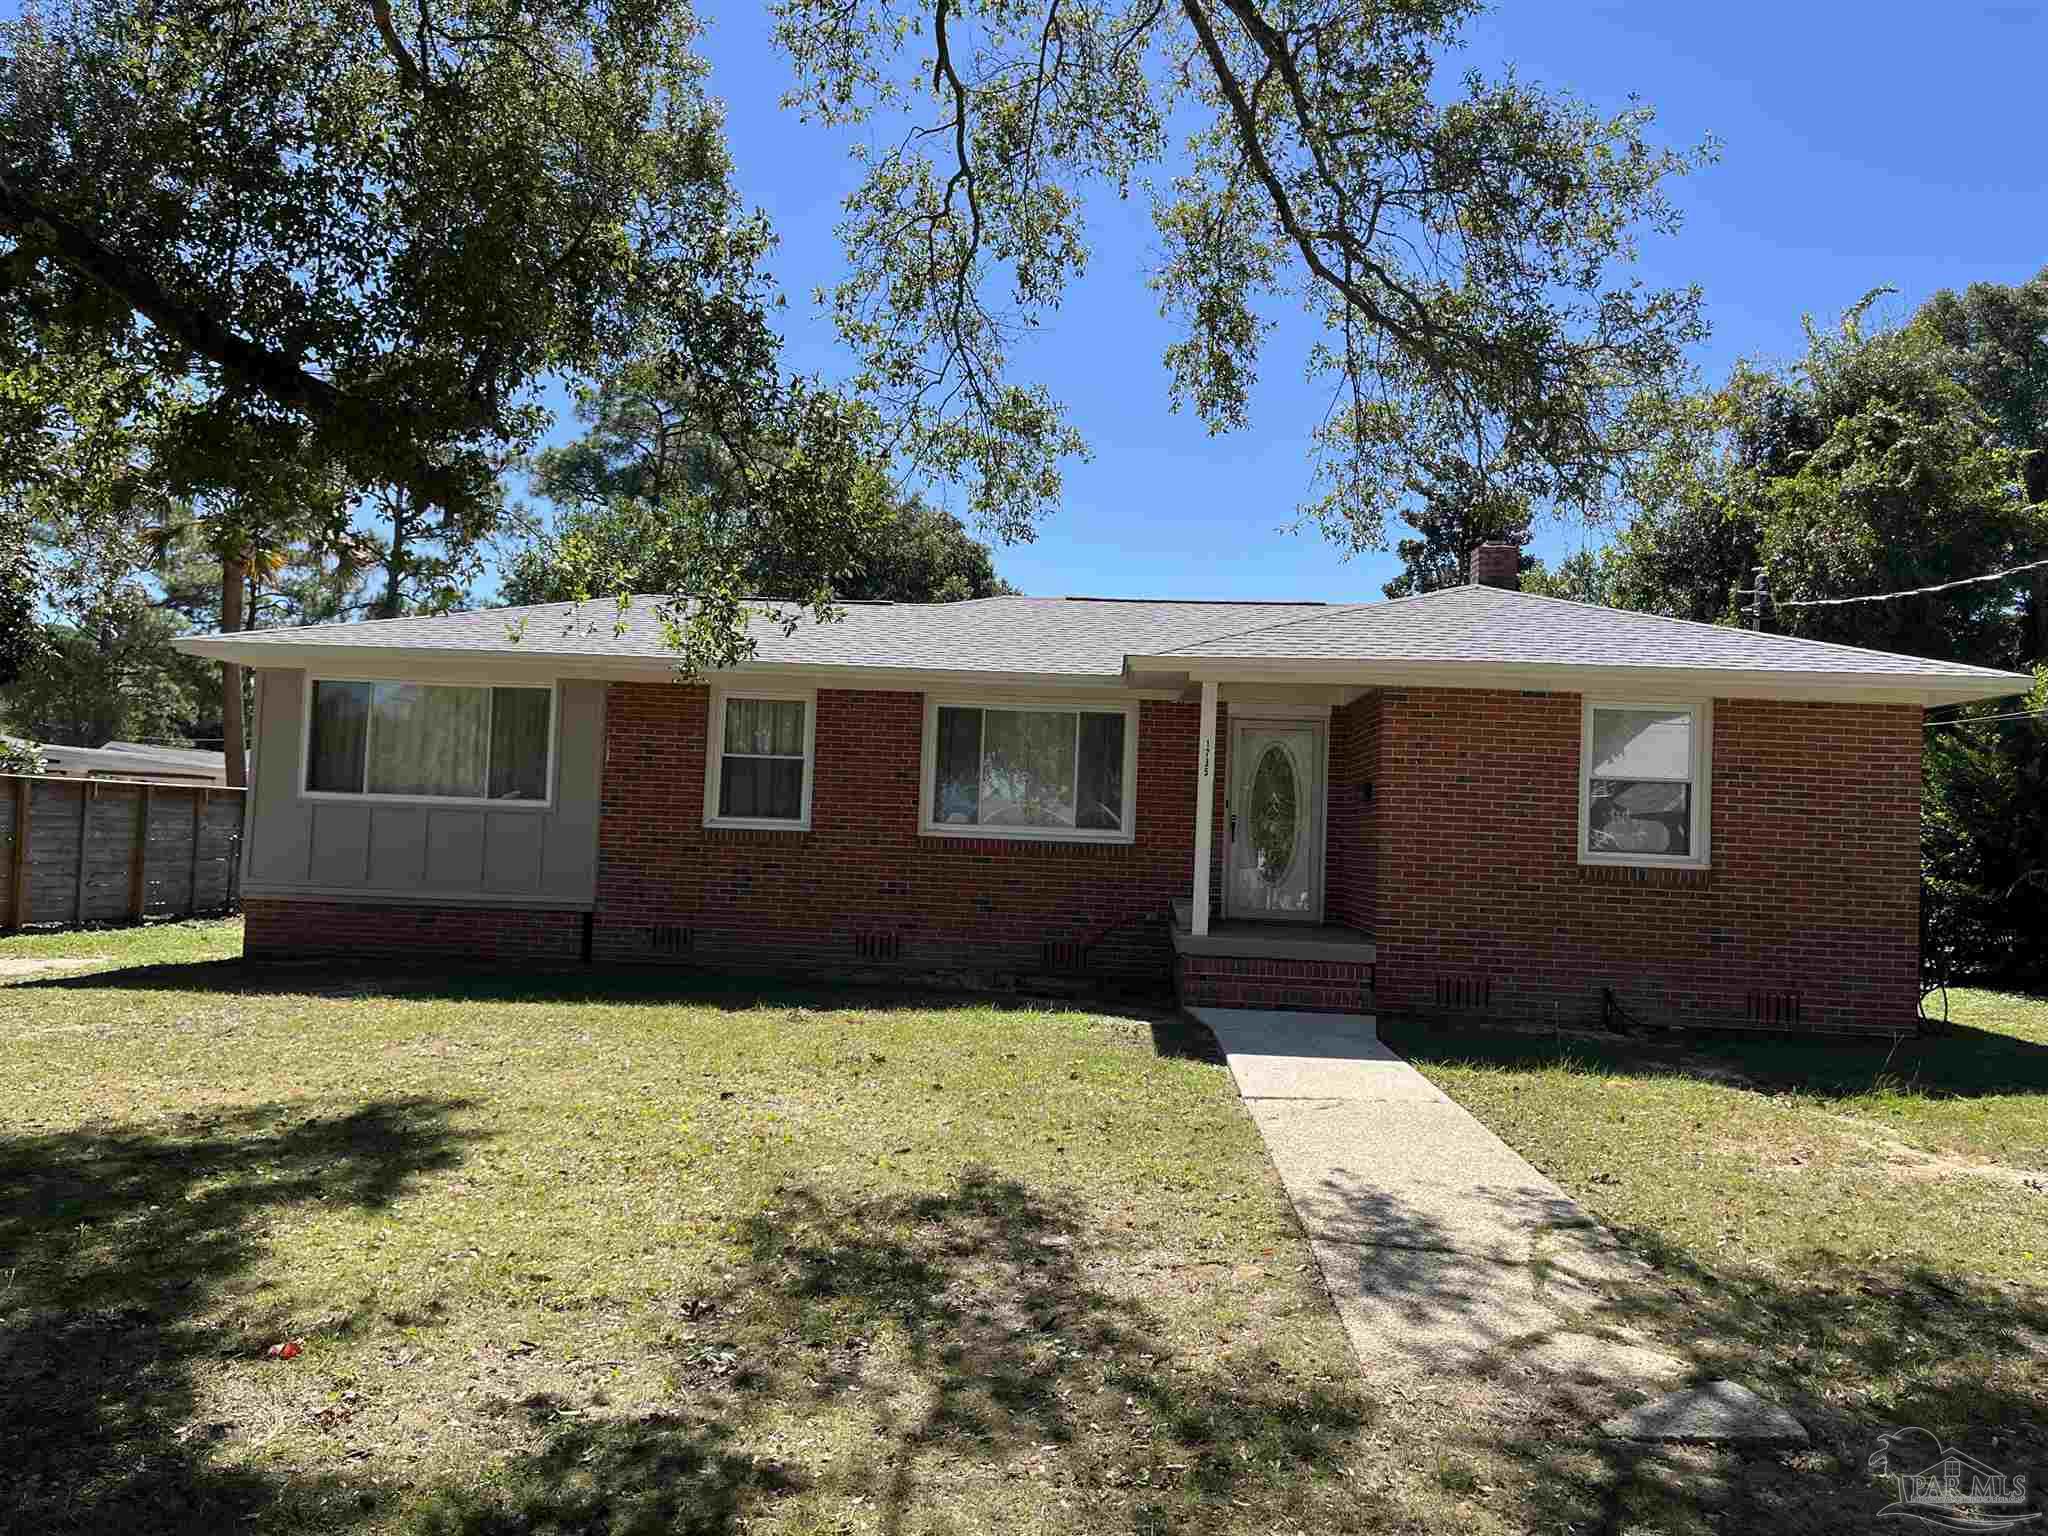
[1169,899,1376,1014]
[1173,679,1378,1013]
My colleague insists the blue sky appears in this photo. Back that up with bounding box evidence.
[588,0,2042,602]
[9,0,2038,602]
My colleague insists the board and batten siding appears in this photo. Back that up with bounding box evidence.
[244,668,603,908]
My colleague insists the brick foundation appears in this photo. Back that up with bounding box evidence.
[242,897,586,963]
[1174,953,1375,1014]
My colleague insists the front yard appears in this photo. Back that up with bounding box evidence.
[1,921,1375,1536]
[2,918,2044,1534]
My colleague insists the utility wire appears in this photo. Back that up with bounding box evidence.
[1758,556,2048,610]
[1925,709,2048,730]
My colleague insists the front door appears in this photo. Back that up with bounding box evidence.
[1226,720,1324,920]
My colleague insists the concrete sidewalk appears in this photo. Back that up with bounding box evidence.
[1195,1008,1686,1415]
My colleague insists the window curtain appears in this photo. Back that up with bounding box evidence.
[724,698,805,756]
[933,707,983,824]
[489,688,551,800]
[368,684,488,798]
[719,698,805,819]
[932,707,1126,829]
[980,709,1077,827]
[1075,713,1124,830]
[306,681,370,793]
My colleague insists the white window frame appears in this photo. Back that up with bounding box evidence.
[1578,698,1712,870]
[704,686,817,831]
[919,694,1139,845]
[299,676,558,810]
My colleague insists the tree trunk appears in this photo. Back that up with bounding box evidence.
[380,493,408,620]
[2031,566,2048,665]
[221,554,247,789]
[2028,453,2048,664]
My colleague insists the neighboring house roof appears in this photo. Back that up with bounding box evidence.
[99,740,231,770]
[32,740,230,782]
[172,586,2032,705]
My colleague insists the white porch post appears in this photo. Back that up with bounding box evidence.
[1191,678,1218,937]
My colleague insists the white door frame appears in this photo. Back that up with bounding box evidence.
[1224,714,1329,923]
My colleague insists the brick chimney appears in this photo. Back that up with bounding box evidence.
[1470,541,1522,591]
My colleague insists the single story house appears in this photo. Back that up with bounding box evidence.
[175,545,2030,1036]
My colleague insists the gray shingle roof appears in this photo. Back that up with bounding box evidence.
[175,584,2031,698]
[1149,583,2027,682]
[183,595,1331,676]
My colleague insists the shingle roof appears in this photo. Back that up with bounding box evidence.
[1148,583,2026,682]
[182,595,1331,676]
[174,584,2032,700]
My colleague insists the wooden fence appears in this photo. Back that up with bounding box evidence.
[1,774,245,932]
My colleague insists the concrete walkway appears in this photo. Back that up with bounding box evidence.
[1195,1008,1687,1417]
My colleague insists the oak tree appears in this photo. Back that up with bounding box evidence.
[772,0,1714,547]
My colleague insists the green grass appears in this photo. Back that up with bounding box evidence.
[5,919,2043,1535]
[0,913,243,966]
[1385,993,2048,1530]
[1,920,1393,1535]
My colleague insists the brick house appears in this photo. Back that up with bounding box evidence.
[177,547,2028,1036]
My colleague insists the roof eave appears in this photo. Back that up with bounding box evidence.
[168,635,2031,707]
[1120,653,2032,707]
[170,637,1171,696]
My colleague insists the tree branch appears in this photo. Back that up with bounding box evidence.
[931,0,982,263]
[367,0,428,92]
[0,169,342,423]
[1174,0,1416,354]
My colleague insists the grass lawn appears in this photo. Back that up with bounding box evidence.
[1384,995,2048,1531]
[1,920,1384,1536]
[4,918,2044,1535]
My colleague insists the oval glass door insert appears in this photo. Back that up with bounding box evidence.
[1249,744,1299,885]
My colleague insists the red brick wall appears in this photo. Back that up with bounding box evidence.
[243,897,585,962]
[1370,689,1923,1034]
[239,681,1926,1032]
[1324,693,1377,932]
[593,684,1197,990]
[1175,953,1374,1014]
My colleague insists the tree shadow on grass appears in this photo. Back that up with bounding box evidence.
[417,1169,1381,1536]
[0,1098,476,1534]
[1481,1246,2048,1534]
[11,958,1200,1056]
[1382,1013,2048,1102]
[1329,1172,2048,1535]
[1244,1163,2048,1534]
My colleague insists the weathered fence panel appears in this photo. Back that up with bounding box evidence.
[0,775,244,932]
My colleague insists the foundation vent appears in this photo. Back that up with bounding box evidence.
[855,932,901,962]
[645,924,693,955]
[1746,990,1802,1028]
[1435,975,1492,1011]
[1042,940,1090,973]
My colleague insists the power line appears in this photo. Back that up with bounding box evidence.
[1925,709,2047,730]
[1766,556,2048,610]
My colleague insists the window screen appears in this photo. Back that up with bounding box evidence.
[307,681,551,802]
[1586,706,1694,857]
[718,697,807,821]
[932,706,1127,833]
